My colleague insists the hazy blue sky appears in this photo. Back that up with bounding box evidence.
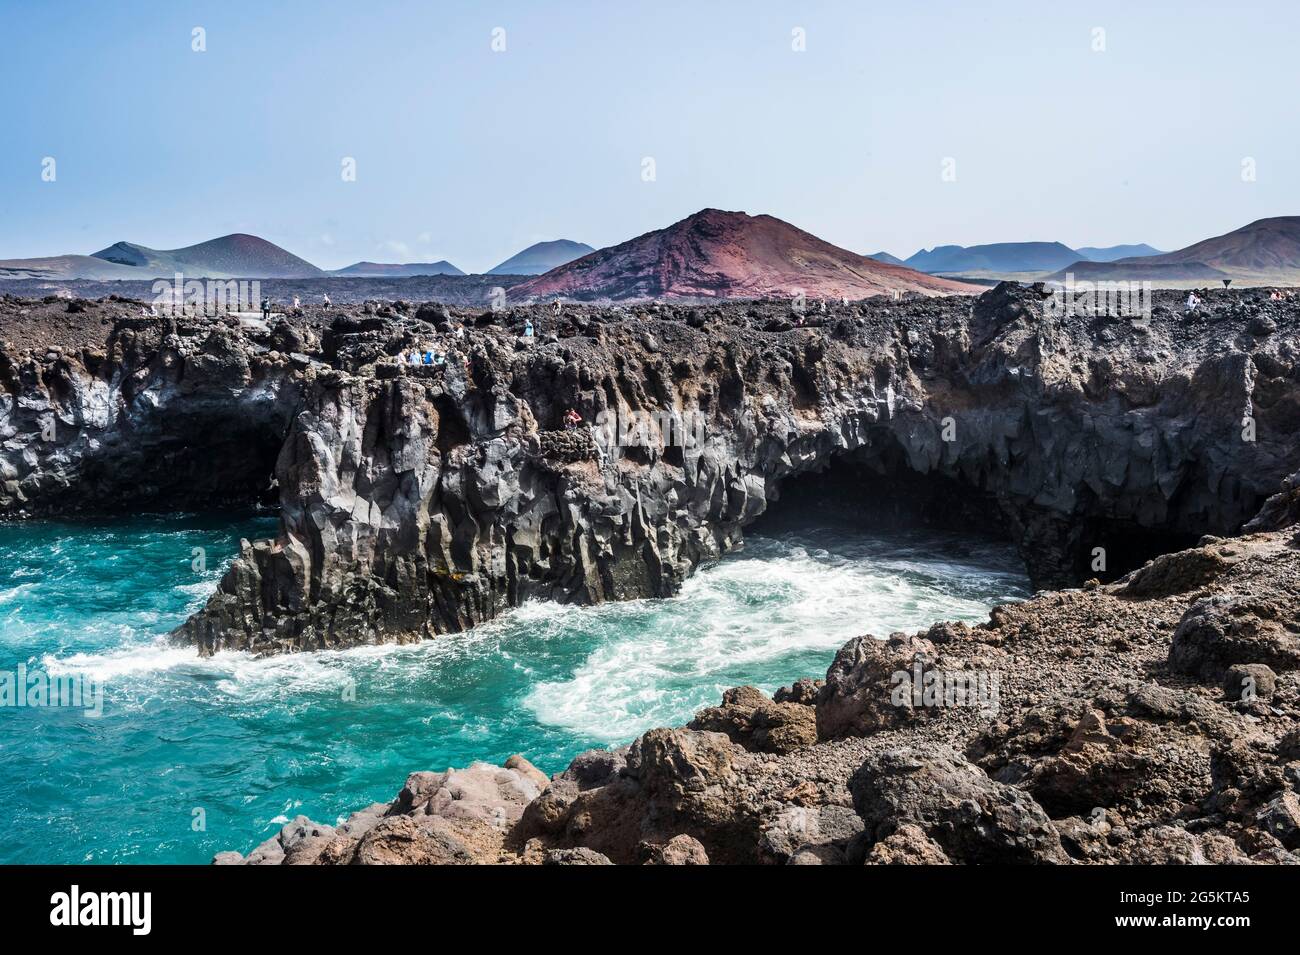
[1,0,1296,271]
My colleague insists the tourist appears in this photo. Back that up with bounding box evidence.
[524,318,534,338]
[563,408,582,430]
[1185,291,1199,312]
[322,293,332,308]
[261,297,271,320]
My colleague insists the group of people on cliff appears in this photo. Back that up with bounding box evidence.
[400,322,469,371]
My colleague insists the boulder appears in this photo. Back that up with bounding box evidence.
[689,685,817,754]
[1169,594,1300,682]
[850,744,1068,864]
[1222,663,1277,702]
[816,634,940,740]
[640,834,710,865]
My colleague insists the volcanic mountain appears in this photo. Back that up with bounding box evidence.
[487,239,595,275]
[905,241,1082,276]
[1137,217,1300,274]
[1048,217,1300,284]
[329,261,464,277]
[1075,243,1163,262]
[91,234,324,278]
[509,210,979,302]
[0,254,153,281]
[0,234,323,279]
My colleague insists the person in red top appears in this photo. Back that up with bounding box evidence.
[563,408,582,430]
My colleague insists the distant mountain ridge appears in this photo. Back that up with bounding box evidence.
[488,239,594,275]
[1047,217,1300,284]
[510,209,981,302]
[905,241,1082,275]
[1075,243,1164,262]
[89,234,324,278]
[1134,216,1300,273]
[4,216,1298,289]
[329,261,464,277]
[0,234,324,280]
[892,241,1163,277]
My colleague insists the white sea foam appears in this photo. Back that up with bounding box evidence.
[41,641,202,680]
[0,583,37,606]
[35,527,1025,745]
[522,535,1024,742]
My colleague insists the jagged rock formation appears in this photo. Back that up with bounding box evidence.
[2,285,1298,657]
[5,285,1300,865]
[216,523,1300,864]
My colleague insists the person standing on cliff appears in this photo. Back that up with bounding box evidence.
[322,293,332,309]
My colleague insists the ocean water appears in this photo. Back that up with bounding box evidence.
[0,511,1028,864]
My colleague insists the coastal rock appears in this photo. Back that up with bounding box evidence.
[639,834,710,865]
[688,685,818,754]
[5,287,1298,655]
[815,634,941,740]
[1169,592,1300,682]
[864,824,952,865]
[543,847,614,865]
[12,291,1300,867]
[217,756,543,866]
[215,516,1300,866]
[967,692,1218,820]
[1223,663,1277,701]
[850,744,1069,864]
[773,678,823,705]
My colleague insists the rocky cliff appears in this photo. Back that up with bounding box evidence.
[2,286,1297,658]
[4,285,1300,865]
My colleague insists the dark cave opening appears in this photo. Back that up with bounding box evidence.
[432,394,471,453]
[754,426,1227,589]
[750,434,1213,591]
[1073,516,1201,585]
[76,410,289,513]
[751,442,1013,547]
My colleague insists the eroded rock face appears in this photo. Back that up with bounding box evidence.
[4,286,1298,654]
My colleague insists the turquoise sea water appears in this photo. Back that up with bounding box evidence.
[0,511,1028,864]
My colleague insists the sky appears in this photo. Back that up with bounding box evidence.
[1,0,1297,272]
